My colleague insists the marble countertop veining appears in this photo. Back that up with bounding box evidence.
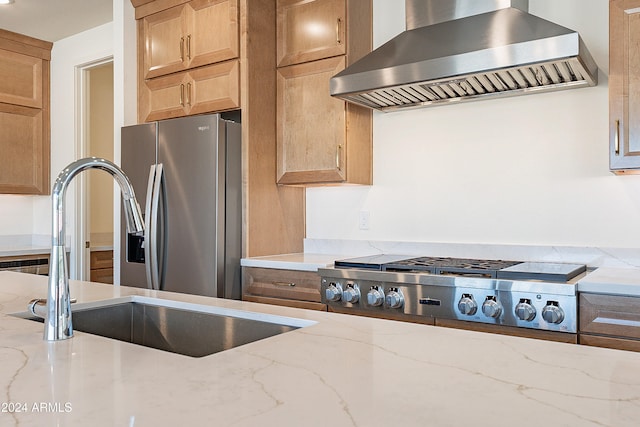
[0,271,639,426]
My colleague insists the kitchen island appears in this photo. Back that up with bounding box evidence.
[0,271,638,426]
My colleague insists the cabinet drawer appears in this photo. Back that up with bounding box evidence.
[243,267,321,303]
[579,293,640,339]
[90,250,113,270]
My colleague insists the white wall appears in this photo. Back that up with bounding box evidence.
[306,0,640,249]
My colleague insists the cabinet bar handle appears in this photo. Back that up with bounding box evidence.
[336,144,342,170]
[272,281,296,287]
[615,119,620,155]
[336,18,342,44]
[186,34,191,60]
[186,82,191,106]
[180,37,184,62]
[180,84,185,106]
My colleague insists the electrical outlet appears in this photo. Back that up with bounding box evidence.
[359,211,370,230]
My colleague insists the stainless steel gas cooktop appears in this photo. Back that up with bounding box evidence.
[319,255,589,334]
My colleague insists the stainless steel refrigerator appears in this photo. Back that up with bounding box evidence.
[120,113,241,299]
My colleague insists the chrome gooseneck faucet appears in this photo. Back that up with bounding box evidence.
[45,157,145,341]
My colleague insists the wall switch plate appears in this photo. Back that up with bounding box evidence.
[359,211,370,230]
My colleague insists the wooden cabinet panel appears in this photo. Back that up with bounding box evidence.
[243,267,322,303]
[275,0,372,186]
[90,268,114,284]
[90,250,113,284]
[141,60,239,121]
[579,333,640,352]
[189,0,239,69]
[137,0,241,122]
[0,103,47,194]
[188,59,240,114]
[579,292,640,352]
[610,0,640,172]
[0,49,42,108]
[277,0,346,67]
[142,4,189,79]
[244,295,326,311]
[579,293,640,339]
[0,29,51,195]
[277,56,347,184]
[90,250,114,270]
[141,0,238,80]
[142,71,189,121]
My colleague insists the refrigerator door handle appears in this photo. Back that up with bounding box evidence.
[149,163,164,291]
[143,165,157,290]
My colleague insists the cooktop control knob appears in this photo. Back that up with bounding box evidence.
[458,294,478,316]
[515,299,537,321]
[482,296,502,318]
[385,289,404,309]
[325,283,343,302]
[343,284,360,304]
[367,287,384,307]
[542,302,565,324]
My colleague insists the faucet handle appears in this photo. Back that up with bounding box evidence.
[28,298,76,319]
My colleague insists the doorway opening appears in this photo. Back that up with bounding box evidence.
[74,58,114,283]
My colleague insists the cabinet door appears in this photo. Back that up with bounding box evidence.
[277,0,346,67]
[277,56,347,184]
[142,71,190,122]
[0,103,47,194]
[142,61,240,122]
[610,0,640,172]
[188,0,239,69]
[188,60,240,115]
[142,4,188,79]
[0,50,42,108]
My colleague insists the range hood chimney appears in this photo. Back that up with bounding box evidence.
[330,0,598,112]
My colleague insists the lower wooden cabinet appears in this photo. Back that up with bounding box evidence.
[242,267,326,311]
[90,250,113,284]
[579,293,640,352]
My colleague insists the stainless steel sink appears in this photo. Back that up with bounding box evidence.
[13,296,314,358]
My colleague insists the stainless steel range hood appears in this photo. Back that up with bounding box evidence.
[330,0,598,112]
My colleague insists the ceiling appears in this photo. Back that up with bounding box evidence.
[0,0,113,43]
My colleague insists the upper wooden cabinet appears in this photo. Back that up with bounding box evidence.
[610,0,640,173]
[141,0,239,79]
[143,59,239,121]
[0,29,51,195]
[277,0,346,67]
[136,0,240,122]
[276,0,372,186]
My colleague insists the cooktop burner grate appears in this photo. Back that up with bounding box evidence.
[382,257,521,278]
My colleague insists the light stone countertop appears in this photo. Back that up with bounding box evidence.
[578,267,640,297]
[240,253,349,271]
[0,271,639,426]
